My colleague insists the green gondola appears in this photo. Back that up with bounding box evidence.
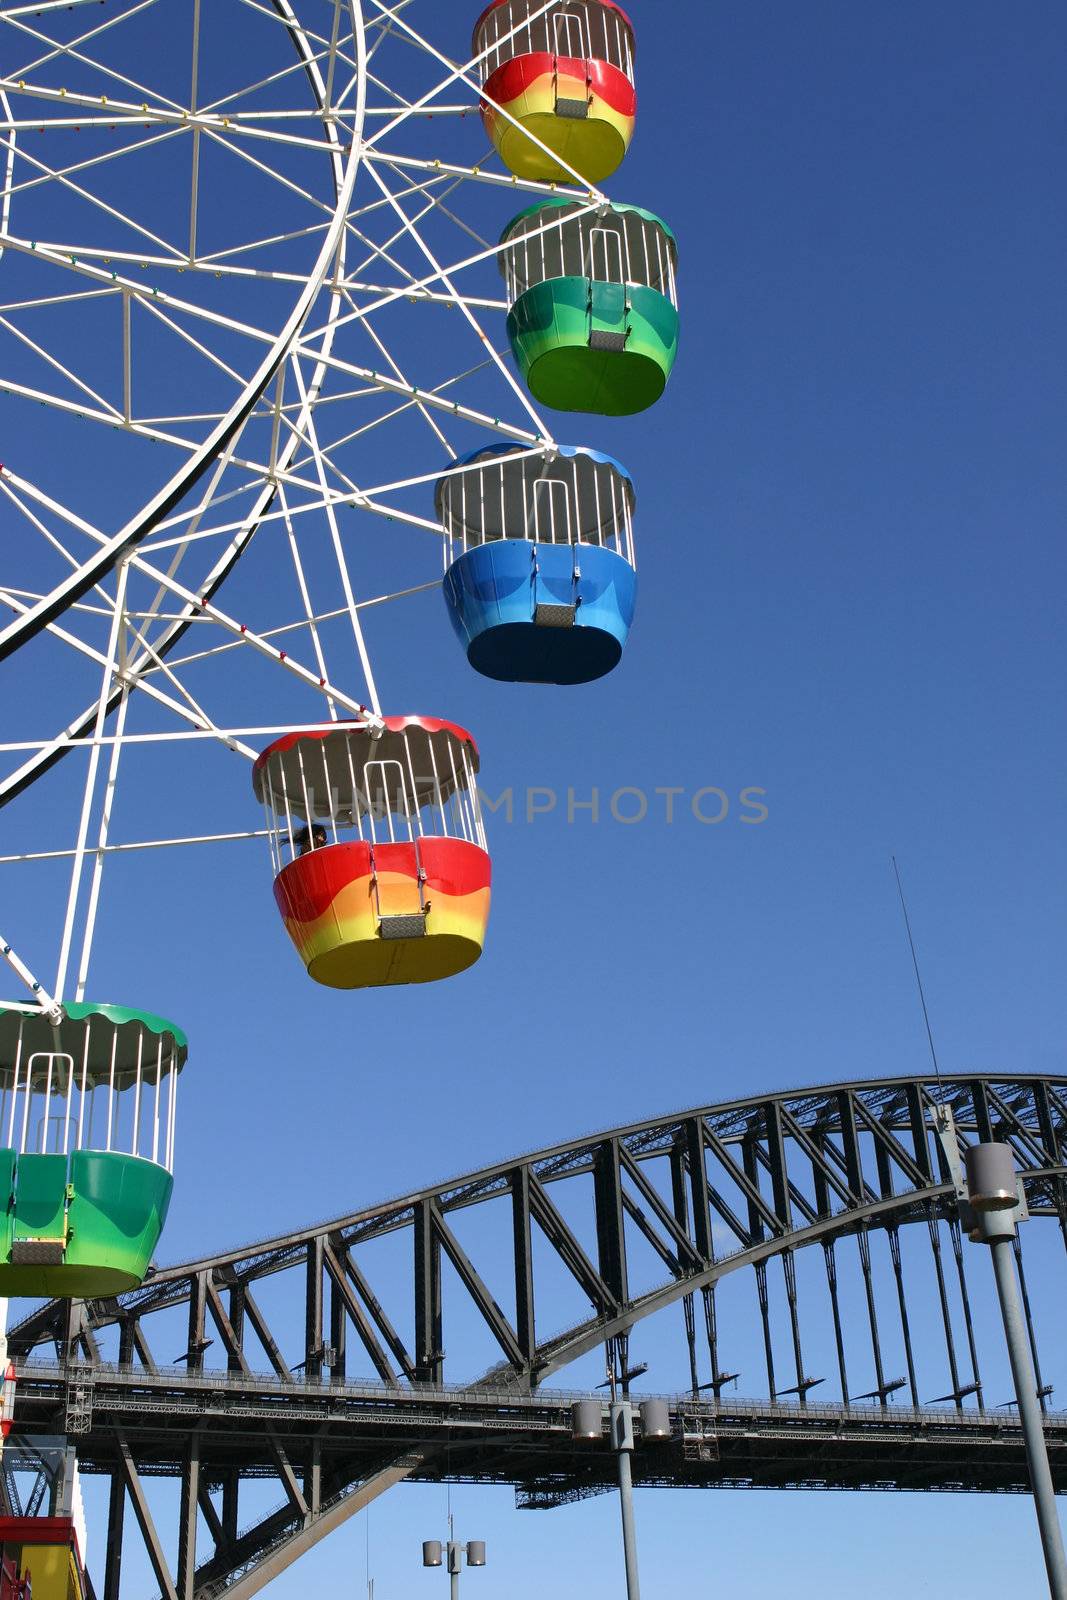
[0,1002,185,1296]
[500,199,679,415]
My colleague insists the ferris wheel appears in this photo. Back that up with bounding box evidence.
[0,0,679,1297]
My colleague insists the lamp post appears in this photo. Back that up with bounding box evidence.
[571,1361,671,1600]
[964,1142,1067,1599]
[422,1522,485,1600]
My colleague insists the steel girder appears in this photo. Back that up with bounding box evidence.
[6,1071,1067,1598]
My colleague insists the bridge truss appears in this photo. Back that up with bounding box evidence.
[7,1071,1067,1598]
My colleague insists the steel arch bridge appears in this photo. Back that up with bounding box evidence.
[7,1070,1067,1600]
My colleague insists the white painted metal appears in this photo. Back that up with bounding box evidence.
[0,0,590,994]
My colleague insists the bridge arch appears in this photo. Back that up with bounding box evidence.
[8,1071,1067,1597]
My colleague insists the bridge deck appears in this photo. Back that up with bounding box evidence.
[16,1360,1067,1498]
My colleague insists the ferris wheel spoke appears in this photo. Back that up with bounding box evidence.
[290,353,381,714]
[154,575,444,680]
[340,184,452,296]
[6,134,190,260]
[0,929,62,1021]
[133,412,234,428]
[0,1,181,114]
[196,219,330,269]
[363,0,416,64]
[0,829,278,866]
[356,0,540,151]
[69,673,132,1002]
[343,446,536,506]
[0,0,124,20]
[137,293,248,390]
[320,0,348,117]
[131,442,260,651]
[1,471,107,560]
[364,66,419,115]
[0,284,116,313]
[0,374,212,448]
[197,125,338,221]
[336,288,456,457]
[121,611,251,754]
[342,165,463,254]
[52,555,128,1001]
[361,157,553,443]
[0,227,359,659]
[117,541,376,721]
[401,181,495,257]
[359,146,591,202]
[141,467,281,552]
[338,279,507,310]
[231,0,357,72]
[276,479,339,720]
[2,588,113,617]
[2,124,189,218]
[0,584,258,788]
[360,104,474,118]
[303,373,485,456]
[140,460,444,555]
[306,195,599,344]
[0,0,375,896]
[2,79,190,159]
[0,72,350,157]
[291,337,544,443]
[197,115,350,160]
[0,310,122,416]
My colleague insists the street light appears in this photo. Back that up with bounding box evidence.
[571,1374,671,1600]
[422,1525,486,1600]
[964,1142,1067,1599]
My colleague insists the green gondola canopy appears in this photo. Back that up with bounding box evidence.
[0,1001,187,1091]
[499,198,677,255]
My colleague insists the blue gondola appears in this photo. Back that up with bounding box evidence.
[437,443,637,684]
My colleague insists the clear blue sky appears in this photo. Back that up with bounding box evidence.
[4,0,1067,1592]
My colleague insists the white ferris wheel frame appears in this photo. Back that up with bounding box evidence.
[0,0,620,1017]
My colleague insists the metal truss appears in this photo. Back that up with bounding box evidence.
[8,1070,1067,1598]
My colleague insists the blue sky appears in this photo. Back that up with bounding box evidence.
[3,0,1066,1592]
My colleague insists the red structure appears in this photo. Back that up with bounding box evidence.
[0,1519,85,1600]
